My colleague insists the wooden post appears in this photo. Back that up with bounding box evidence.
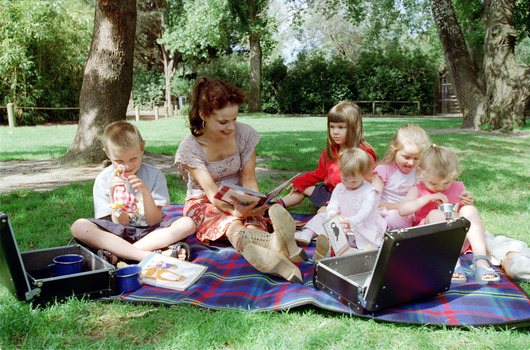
[372,101,376,115]
[135,105,140,121]
[7,103,16,127]
[154,106,159,120]
[165,106,169,118]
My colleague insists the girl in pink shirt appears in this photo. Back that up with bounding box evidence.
[373,124,431,229]
[277,102,377,219]
[399,145,500,284]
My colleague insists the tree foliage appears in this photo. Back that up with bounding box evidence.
[0,0,91,125]
[159,0,237,61]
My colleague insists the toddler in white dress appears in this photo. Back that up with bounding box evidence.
[296,148,387,259]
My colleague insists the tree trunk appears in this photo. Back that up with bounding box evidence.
[248,31,262,113]
[482,0,529,130]
[162,47,174,114]
[62,0,137,165]
[431,0,487,129]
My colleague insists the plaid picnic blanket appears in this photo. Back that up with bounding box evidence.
[102,205,530,327]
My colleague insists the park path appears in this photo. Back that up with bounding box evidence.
[0,154,292,194]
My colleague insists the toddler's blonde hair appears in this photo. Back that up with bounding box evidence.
[103,121,145,152]
[379,124,431,165]
[339,148,373,180]
[417,145,461,180]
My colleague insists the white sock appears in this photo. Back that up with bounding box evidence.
[295,230,313,244]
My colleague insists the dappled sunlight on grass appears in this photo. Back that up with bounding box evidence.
[1,116,529,349]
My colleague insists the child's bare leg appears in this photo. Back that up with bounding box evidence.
[425,209,445,224]
[71,219,151,262]
[317,205,327,214]
[133,217,195,253]
[131,217,195,260]
[278,191,306,208]
[459,205,497,279]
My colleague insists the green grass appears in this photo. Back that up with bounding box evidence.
[1,115,530,349]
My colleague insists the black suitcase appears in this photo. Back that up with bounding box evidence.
[0,212,116,305]
[313,217,470,314]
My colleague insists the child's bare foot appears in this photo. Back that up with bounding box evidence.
[471,255,500,283]
[452,259,467,283]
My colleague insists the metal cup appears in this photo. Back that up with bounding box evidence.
[47,254,84,276]
[438,203,458,219]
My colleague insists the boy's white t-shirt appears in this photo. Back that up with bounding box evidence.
[93,163,170,225]
[374,162,417,203]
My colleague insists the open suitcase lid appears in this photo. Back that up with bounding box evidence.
[361,217,470,311]
[0,212,41,301]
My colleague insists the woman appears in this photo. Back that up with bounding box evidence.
[174,77,307,283]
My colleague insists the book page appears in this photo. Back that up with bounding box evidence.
[139,253,207,291]
[215,181,266,206]
[322,215,350,256]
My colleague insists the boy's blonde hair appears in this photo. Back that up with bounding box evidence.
[417,145,461,180]
[339,148,373,180]
[326,101,375,161]
[379,124,431,164]
[103,121,145,152]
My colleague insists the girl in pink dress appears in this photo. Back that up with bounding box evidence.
[277,102,377,217]
[372,124,431,229]
[399,145,500,284]
[297,148,387,258]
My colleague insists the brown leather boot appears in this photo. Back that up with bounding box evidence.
[240,242,303,284]
[269,204,308,263]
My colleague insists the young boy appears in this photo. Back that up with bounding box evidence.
[71,121,195,264]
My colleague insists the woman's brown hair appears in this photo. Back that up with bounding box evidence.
[189,77,245,136]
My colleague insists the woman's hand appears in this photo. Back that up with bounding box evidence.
[230,197,269,218]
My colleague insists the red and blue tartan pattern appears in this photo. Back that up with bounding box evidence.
[102,205,530,327]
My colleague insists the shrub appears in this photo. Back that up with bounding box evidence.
[132,70,165,108]
[354,45,438,114]
[0,0,90,125]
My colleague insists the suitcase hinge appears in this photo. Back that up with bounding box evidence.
[25,287,41,301]
[357,292,366,308]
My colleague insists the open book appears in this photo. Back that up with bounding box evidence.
[322,215,352,256]
[138,253,207,291]
[214,173,300,207]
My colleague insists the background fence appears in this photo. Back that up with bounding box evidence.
[1,99,421,127]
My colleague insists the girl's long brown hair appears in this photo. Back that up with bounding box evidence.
[325,102,374,161]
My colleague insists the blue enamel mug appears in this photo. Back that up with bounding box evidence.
[116,265,143,293]
[47,254,84,276]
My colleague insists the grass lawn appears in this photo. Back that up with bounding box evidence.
[1,115,529,349]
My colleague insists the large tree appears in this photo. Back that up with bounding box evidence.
[228,0,304,113]
[62,0,137,165]
[432,0,529,130]
[333,0,529,130]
